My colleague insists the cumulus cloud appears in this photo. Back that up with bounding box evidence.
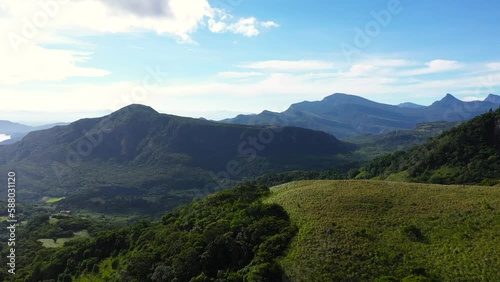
[0,0,279,84]
[260,21,280,28]
[208,16,279,37]
[0,0,278,44]
[107,0,171,17]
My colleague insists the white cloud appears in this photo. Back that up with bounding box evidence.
[426,59,462,71]
[487,62,500,70]
[0,44,110,84]
[260,21,280,28]
[2,55,499,122]
[217,71,265,78]
[0,0,279,84]
[461,96,485,102]
[360,58,416,67]
[1,0,212,43]
[227,17,260,37]
[403,59,462,76]
[209,16,279,37]
[208,18,227,33]
[239,60,336,71]
[346,64,378,77]
[0,0,278,44]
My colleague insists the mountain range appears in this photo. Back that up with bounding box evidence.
[0,120,67,145]
[222,93,500,139]
[2,93,499,214]
[0,104,355,214]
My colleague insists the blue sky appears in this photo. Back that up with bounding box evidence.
[1,0,500,125]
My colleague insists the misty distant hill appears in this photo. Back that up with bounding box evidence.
[0,120,67,144]
[222,93,500,139]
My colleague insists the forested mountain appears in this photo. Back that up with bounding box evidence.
[222,93,500,139]
[358,108,500,184]
[0,104,355,215]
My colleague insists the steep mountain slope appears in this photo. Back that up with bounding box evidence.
[485,93,500,104]
[359,108,500,184]
[0,104,356,214]
[222,93,500,139]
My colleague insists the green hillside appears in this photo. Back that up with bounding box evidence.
[348,121,461,160]
[358,108,500,184]
[265,180,500,281]
[1,183,296,281]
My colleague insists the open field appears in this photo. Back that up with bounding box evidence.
[42,197,66,203]
[265,180,500,281]
[37,229,91,248]
[38,238,74,248]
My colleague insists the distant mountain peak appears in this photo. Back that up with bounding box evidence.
[110,104,159,118]
[397,102,424,108]
[120,104,158,113]
[485,93,500,104]
[322,93,367,102]
[437,93,461,105]
[443,93,459,100]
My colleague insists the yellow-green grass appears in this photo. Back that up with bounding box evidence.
[42,196,65,203]
[49,216,60,224]
[265,180,500,281]
[38,238,74,248]
[73,229,90,238]
[38,229,91,248]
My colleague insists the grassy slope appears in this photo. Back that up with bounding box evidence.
[265,180,500,281]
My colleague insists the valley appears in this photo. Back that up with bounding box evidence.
[1,98,499,282]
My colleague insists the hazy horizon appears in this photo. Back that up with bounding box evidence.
[1,0,500,124]
[0,92,496,126]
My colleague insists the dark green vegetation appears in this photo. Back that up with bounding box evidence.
[222,93,500,139]
[359,108,500,184]
[266,180,500,281]
[0,104,355,216]
[1,183,296,282]
[348,121,461,160]
[2,97,500,281]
